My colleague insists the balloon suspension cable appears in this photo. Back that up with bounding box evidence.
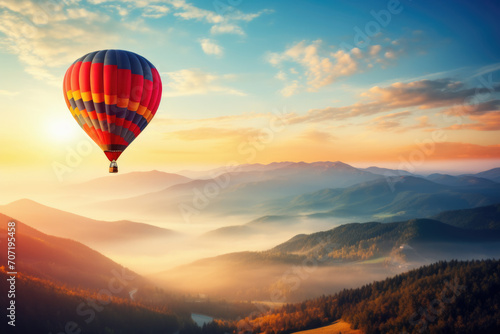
[109,160,118,173]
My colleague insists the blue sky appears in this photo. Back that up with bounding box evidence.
[0,0,499,181]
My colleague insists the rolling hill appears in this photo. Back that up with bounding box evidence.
[154,212,500,301]
[432,203,500,230]
[361,166,416,177]
[0,199,177,244]
[0,213,149,295]
[467,167,500,183]
[0,269,181,334]
[81,161,383,221]
[212,259,500,334]
[426,173,496,187]
[262,175,500,221]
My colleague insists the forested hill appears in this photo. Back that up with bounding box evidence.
[205,259,500,334]
[432,203,500,230]
[270,218,500,261]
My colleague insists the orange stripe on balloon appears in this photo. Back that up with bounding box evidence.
[143,108,152,120]
[92,93,104,103]
[105,94,117,105]
[117,97,129,108]
[137,105,147,115]
[128,100,140,111]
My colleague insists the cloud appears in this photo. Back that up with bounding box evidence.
[268,32,426,96]
[210,23,244,35]
[268,40,358,93]
[67,8,103,21]
[384,51,396,59]
[299,129,337,143]
[439,99,500,131]
[108,5,129,17]
[166,126,261,141]
[122,17,151,32]
[167,0,270,35]
[275,71,287,81]
[199,38,224,56]
[447,112,500,131]
[404,142,500,160]
[162,69,246,97]
[142,5,170,18]
[0,0,117,85]
[442,100,500,116]
[281,80,300,97]
[369,45,381,56]
[154,112,276,126]
[288,78,500,124]
[369,111,412,131]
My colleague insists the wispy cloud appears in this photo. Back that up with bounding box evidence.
[369,112,432,132]
[199,38,224,56]
[299,129,337,143]
[162,69,246,97]
[210,23,244,36]
[268,40,359,93]
[154,112,276,126]
[142,5,170,18]
[0,0,117,85]
[165,126,261,141]
[402,142,500,160]
[268,33,424,96]
[288,78,500,124]
[441,100,500,131]
[167,0,270,35]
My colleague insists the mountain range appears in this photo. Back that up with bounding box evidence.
[153,204,500,301]
[54,162,500,226]
[0,199,177,249]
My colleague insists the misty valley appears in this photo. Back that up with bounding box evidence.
[1,161,500,333]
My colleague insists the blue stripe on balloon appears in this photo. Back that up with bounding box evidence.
[138,56,153,81]
[128,52,143,76]
[104,50,117,66]
[116,50,131,70]
[83,51,98,63]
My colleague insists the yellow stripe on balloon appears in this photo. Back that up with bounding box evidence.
[81,91,92,101]
[72,90,82,101]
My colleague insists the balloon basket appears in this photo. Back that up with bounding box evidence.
[109,160,118,173]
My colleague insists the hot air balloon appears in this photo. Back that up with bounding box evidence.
[63,49,162,173]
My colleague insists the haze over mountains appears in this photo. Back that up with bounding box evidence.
[1,161,500,333]
[153,204,500,302]
[0,213,144,296]
[3,161,499,271]
[50,162,500,227]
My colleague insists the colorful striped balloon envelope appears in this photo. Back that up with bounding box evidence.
[63,49,162,173]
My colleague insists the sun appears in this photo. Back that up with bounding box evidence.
[45,116,81,142]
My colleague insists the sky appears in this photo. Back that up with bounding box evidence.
[0,0,500,184]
